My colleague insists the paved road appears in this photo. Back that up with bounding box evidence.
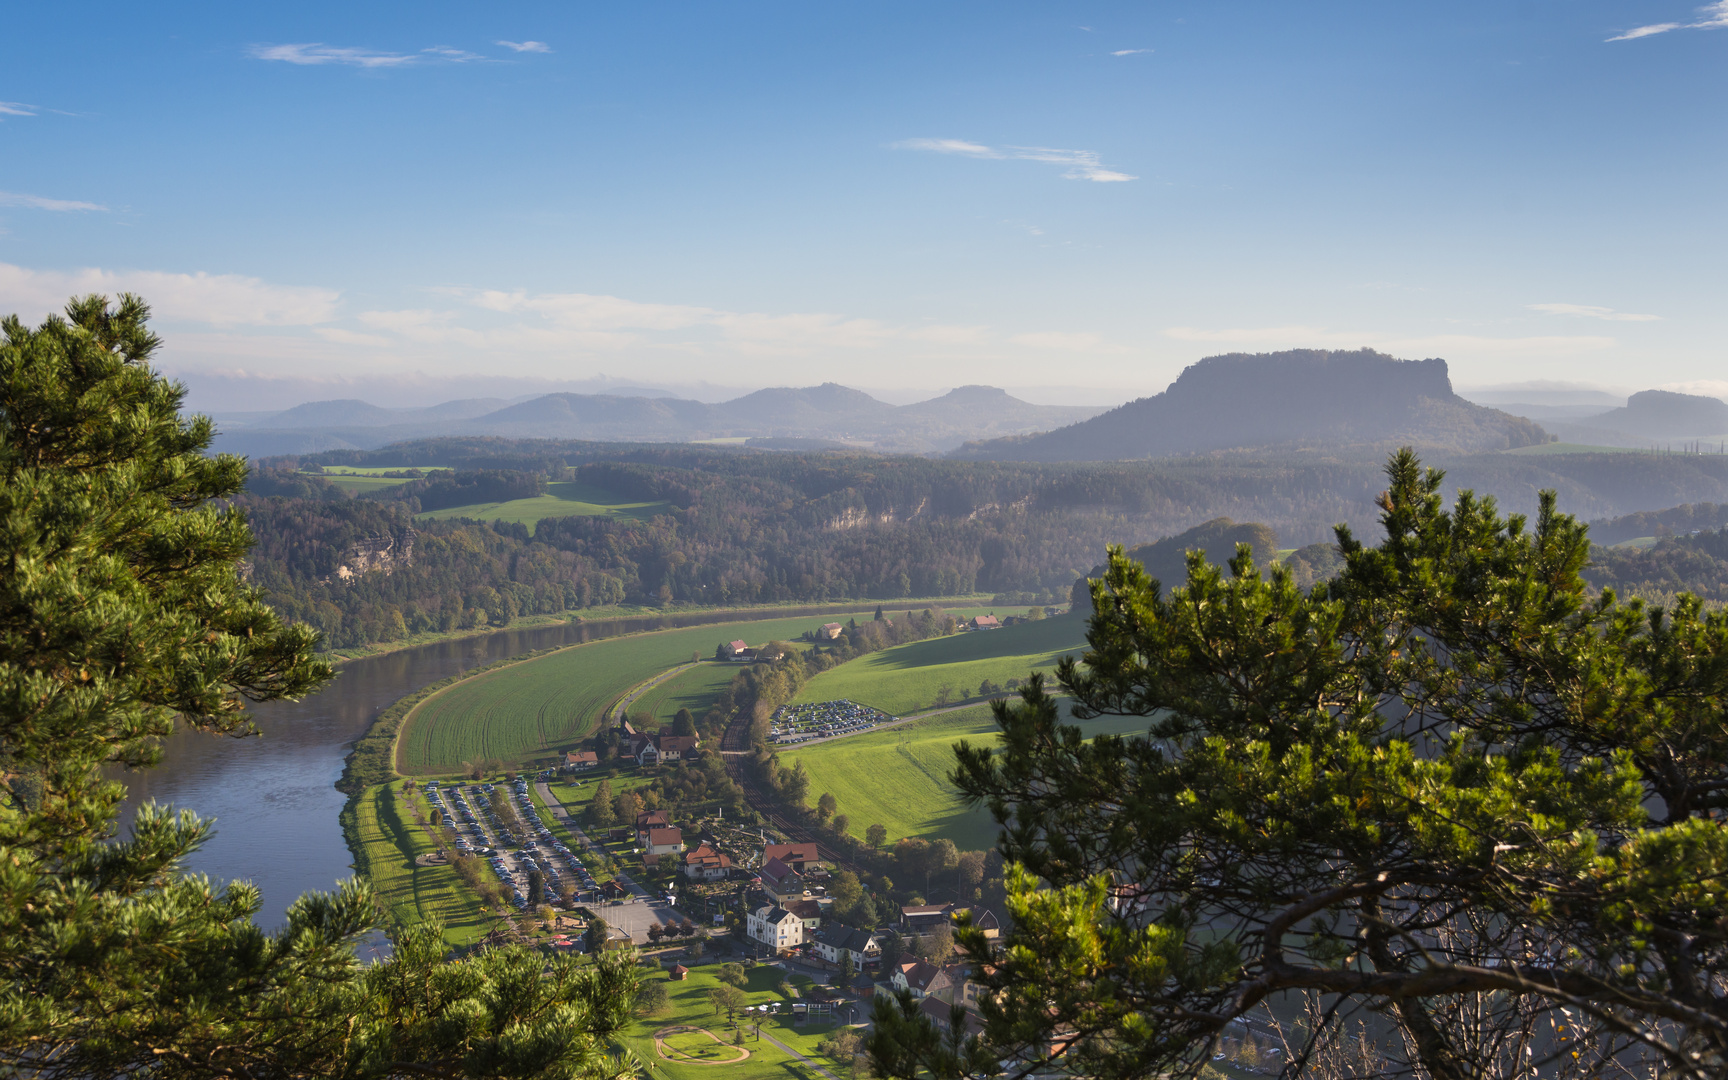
[534,780,651,898]
[535,779,709,943]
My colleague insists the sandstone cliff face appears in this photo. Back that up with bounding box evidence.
[330,526,415,584]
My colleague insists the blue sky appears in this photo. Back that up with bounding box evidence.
[1,1,1723,408]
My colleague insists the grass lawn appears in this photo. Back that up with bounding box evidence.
[781,703,1146,850]
[415,480,672,531]
[349,782,490,946]
[627,662,748,729]
[790,615,1085,717]
[624,964,851,1080]
[397,607,987,775]
[322,475,417,494]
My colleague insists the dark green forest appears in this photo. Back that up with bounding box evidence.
[238,441,1728,650]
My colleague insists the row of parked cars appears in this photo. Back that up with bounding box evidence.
[502,777,599,908]
[425,777,608,910]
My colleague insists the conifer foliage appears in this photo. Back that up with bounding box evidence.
[0,296,639,1079]
[872,450,1728,1080]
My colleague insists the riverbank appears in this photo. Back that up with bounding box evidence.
[322,595,1004,667]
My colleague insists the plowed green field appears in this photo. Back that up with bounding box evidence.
[788,615,1085,716]
[780,703,1142,849]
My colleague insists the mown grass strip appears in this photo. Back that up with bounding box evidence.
[781,702,1145,850]
[341,782,490,946]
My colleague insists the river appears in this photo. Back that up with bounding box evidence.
[114,604,882,931]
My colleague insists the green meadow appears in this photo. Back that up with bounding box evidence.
[415,480,672,531]
[789,615,1086,717]
[311,466,451,495]
[1504,442,1655,456]
[779,703,1144,850]
[622,962,848,1080]
[347,782,489,946]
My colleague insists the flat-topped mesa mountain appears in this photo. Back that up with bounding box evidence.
[952,348,1549,463]
[207,382,1106,458]
[1579,390,1728,439]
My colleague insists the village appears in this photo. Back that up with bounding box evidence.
[494,705,1014,1042]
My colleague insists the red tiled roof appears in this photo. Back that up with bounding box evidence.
[647,827,683,846]
[763,842,820,865]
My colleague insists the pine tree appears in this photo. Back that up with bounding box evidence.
[0,296,640,1079]
[590,778,616,826]
[872,450,1728,1080]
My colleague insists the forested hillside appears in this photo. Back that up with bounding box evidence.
[1585,527,1728,606]
[238,440,1728,650]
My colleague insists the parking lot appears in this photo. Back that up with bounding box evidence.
[423,778,601,912]
[769,699,894,744]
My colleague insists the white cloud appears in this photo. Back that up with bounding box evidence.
[497,40,551,52]
[895,138,1136,182]
[1009,330,1129,353]
[1608,22,1682,39]
[894,138,1001,158]
[364,288,1003,358]
[2,261,1142,382]
[253,43,418,67]
[0,263,340,326]
[1111,48,1153,55]
[467,289,714,331]
[251,43,487,67]
[0,191,107,212]
[421,46,486,62]
[0,102,38,118]
[1529,302,1661,322]
[1608,0,1728,39]
[1657,379,1728,401]
[314,327,394,347]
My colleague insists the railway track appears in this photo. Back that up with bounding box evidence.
[721,710,859,873]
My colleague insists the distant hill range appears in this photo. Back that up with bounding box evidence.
[951,349,1549,462]
[208,383,1105,458]
[1536,390,1728,449]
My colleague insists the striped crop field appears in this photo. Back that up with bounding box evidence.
[788,614,1086,717]
[623,661,743,729]
[397,610,889,775]
[779,702,1142,850]
[348,782,488,945]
